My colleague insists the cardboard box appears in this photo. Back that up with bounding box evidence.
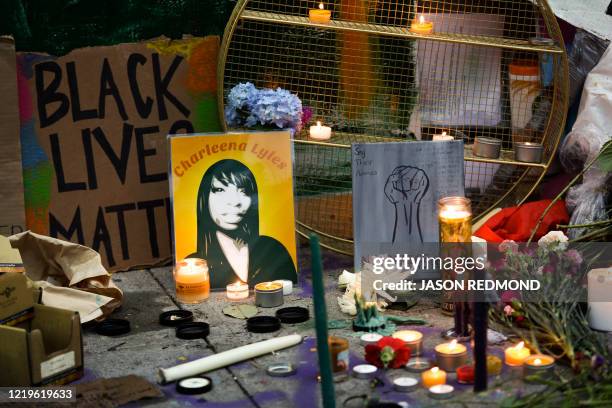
[0,273,83,386]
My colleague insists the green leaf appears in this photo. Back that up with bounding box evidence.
[222,304,258,319]
[596,140,612,171]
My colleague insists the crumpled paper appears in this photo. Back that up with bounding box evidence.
[9,230,122,323]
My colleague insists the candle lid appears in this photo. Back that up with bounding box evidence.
[276,307,310,324]
[176,322,210,339]
[246,316,281,333]
[159,310,194,327]
[176,376,213,394]
[266,363,297,377]
[95,318,131,337]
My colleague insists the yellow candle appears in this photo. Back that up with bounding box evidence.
[174,258,210,304]
[504,341,531,366]
[434,339,467,355]
[524,354,554,367]
[392,330,423,343]
[422,367,446,388]
[309,3,331,24]
[410,15,433,35]
[226,281,249,300]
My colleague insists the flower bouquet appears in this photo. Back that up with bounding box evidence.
[364,336,411,369]
[224,82,304,135]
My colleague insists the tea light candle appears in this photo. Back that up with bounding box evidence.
[410,15,433,34]
[456,365,475,384]
[392,330,423,356]
[226,281,249,300]
[406,357,434,373]
[523,354,555,379]
[273,279,293,295]
[434,340,468,372]
[360,332,382,346]
[428,384,454,399]
[309,121,332,140]
[504,341,531,366]
[254,282,284,308]
[514,142,543,163]
[393,377,418,392]
[473,137,502,159]
[422,367,446,388]
[174,258,210,304]
[353,364,378,379]
[309,3,331,24]
[432,131,454,141]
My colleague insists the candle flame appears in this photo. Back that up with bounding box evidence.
[316,120,322,127]
[442,131,447,137]
[534,358,542,365]
[449,339,457,349]
[319,2,324,10]
[419,15,425,24]
[515,341,524,350]
[431,367,439,373]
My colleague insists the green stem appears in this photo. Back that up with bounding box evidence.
[527,154,601,243]
[557,220,612,229]
[569,226,612,243]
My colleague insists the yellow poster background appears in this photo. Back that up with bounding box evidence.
[169,131,297,267]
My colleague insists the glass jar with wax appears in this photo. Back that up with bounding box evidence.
[174,258,210,304]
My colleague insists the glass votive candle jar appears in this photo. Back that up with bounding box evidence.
[329,336,349,373]
[174,258,210,304]
[392,330,423,356]
[226,281,249,300]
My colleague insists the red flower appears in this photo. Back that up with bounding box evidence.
[364,336,411,368]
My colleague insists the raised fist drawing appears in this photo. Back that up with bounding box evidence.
[384,166,430,243]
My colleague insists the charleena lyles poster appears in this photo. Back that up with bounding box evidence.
[169,131,297,289]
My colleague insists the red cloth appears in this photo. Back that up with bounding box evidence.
[474,200,569,243]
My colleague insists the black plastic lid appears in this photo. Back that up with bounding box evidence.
[246,316,281,333]
[176,322,210,340]
[159,310,194,327]
[95,318,131,337]
[176,376,213,394]
[276,307,309,324]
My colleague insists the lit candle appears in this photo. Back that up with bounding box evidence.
[523,354,555,380]
[254,282,284,308]
[514,142,543,163]
[422,367,446,388]
[273,279,293,295]
[174,258,210,304]
[434,340,468,372]
[392,330,423,355]
[309,121,332,140]
[432,131,454,141]
[309,3,331,24]
[226,281,249,300]
[410,15,433,35]
[504,341,531,366]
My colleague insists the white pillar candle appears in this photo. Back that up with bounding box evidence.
[273,279,293,295]
[309,121,332,140]
[588,268,612,331]
[158,334,302,383]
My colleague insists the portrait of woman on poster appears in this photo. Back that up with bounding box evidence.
[188,159,297,289]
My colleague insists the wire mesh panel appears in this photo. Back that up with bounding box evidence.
[219,0,568,254]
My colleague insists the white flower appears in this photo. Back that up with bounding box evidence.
[537,231,568,250]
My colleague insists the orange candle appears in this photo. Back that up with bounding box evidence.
[410,15,433,35]
[504,341,531,366]
[174,258,210,304]
[422,367,446,388]
[309,3,331,24]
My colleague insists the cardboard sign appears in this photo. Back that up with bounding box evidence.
[352,141,465,273]
[169,132,298,289]
[17,37,221,271]
[0,37,26,237]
